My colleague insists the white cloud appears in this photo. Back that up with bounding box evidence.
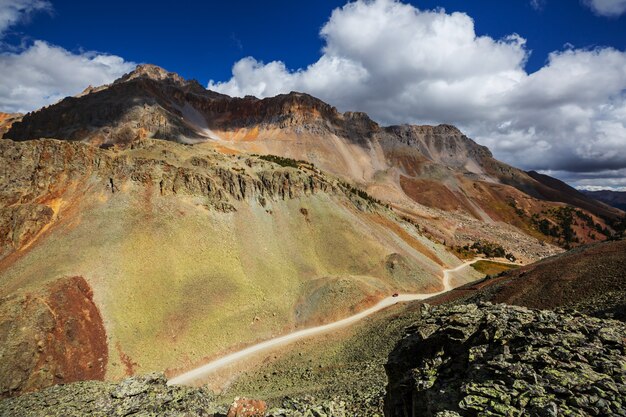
[0,0,136,114]
[209,0,626,187]
[0,40,136,113]
[0,0,51,37]
[583,0,626,17]
[576,185,626,191]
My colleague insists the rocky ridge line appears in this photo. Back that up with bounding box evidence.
[0,138,386,260]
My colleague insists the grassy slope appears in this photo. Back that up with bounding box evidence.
[0,166,458,381]
[470,260,519,276]
[212,265,483,409]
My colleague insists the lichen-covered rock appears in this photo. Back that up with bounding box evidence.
[384,303,626,417]
[227,397,267,417]
[0,373,218,417]
[267,397,349,417]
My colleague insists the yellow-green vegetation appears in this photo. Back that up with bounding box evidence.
[471,260,519,276]
[0,140,461,381]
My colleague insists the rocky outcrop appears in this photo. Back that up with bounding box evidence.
[385,303,626,417]
[0,374,354,417]
[0,373,217,417]
[1,139,333,206]
[0,276,107,399]
[0,112,22,138]
[0,139,341,259]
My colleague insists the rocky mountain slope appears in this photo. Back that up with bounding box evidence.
[0,137,465,398]
[385,303,626,417]
[438,239,626,320]
[2,302,624,417]
[582,189,626,211]
[1,63,625,406]
[5,65,623,252]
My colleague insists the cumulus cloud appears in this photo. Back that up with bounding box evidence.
[549,169,626,191]
[209,0,626,188]
[0,1,136,114]
[0,0,51,37]
[0,41,136,113]
[583,0,626,17]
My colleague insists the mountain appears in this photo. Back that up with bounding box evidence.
[0,112,22,138]
[1,64,625,400]
[0,137,459,398]
[582,189,626,211]
[6,65,623,252]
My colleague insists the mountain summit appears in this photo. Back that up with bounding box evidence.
[4,65,622,246]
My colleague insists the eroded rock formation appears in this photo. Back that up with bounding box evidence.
[384,303,626,417]
[0,276,107,399]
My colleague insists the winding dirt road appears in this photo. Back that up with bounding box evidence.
[167,260,476,386]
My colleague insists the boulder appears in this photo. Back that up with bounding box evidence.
[384,303,626,417]
[227,397,267,417]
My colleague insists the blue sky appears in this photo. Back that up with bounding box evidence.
[1,0,626,190]
[6,0,625,84]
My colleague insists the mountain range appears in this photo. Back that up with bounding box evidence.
[582,189,626,211]
[0,64,624,414]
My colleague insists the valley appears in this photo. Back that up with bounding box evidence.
[0,64,624,417]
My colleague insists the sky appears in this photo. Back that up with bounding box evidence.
[1,0,626,191]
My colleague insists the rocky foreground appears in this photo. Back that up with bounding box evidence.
[0,372,356,417]
[385,303,626,417]
[1,303,624,417]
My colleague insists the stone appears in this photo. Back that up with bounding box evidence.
[384,303,626,417]
[227,397,267,417]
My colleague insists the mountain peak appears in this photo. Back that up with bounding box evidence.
[114,64,188,85]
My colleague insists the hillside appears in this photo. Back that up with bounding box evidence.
[582,189,626,211]
[440,238,626,320]
[0,137,463,398]
[1,64,625,402]
[6,65,623,252]
[209,239,625,413]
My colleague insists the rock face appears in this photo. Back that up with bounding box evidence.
[0,276,107,399]
[384,303,626,417]
[0,373,217,417]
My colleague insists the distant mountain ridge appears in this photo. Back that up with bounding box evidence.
[581,189,626,211]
